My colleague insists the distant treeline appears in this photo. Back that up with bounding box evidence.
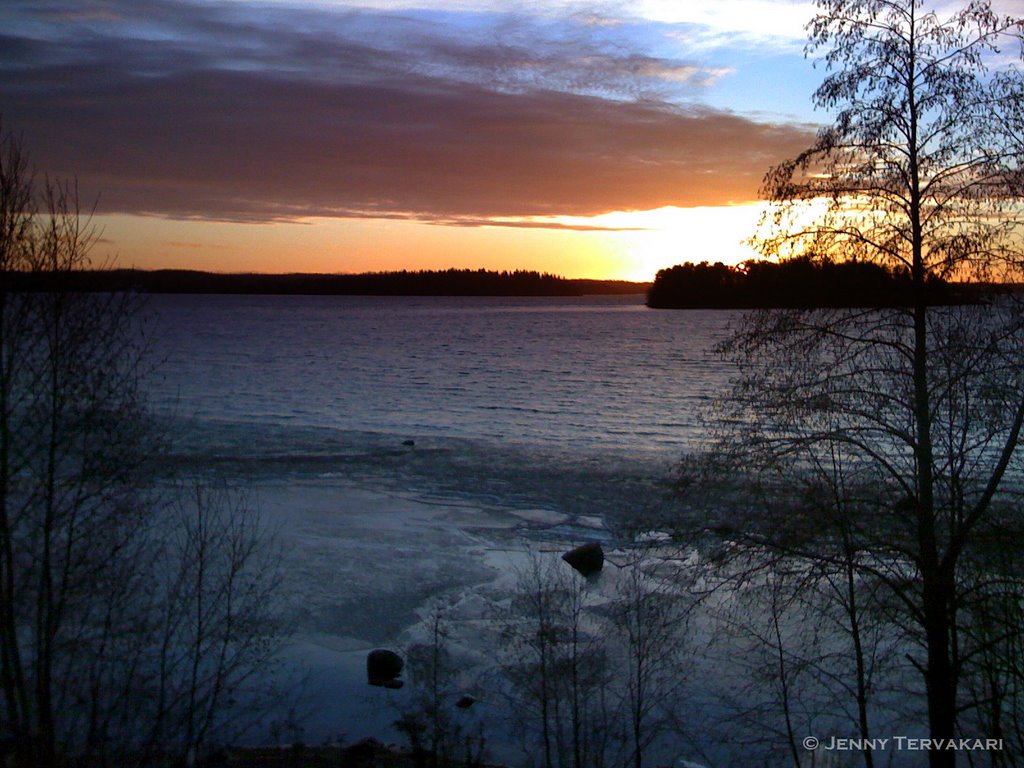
[3,268,649,297]
[646,258,987,309]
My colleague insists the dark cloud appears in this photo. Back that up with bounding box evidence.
[0,0,815,224]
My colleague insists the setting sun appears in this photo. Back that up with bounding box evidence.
[567,205,766,280]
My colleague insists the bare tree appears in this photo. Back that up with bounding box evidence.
[0,122,146,766]
[500,552,613,768]
[607,555,691,768]
[0,124,283,767]
[397,599,468,768]
[499,548,701,768]
[687,3,1024,766]
[697,531,900,768]
[147,484,284,765]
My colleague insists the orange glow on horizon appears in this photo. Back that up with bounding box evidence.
[92,205,765,283]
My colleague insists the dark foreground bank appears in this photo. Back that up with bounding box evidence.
[213,741,504,767]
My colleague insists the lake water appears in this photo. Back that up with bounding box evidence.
[144,294,738,521]
[137,294,952,766]
[140,294,742,762]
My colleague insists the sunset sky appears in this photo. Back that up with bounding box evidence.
[5,0,1010,280]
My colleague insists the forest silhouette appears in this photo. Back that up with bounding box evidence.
[645,258,974,308]
[2,268,646,297]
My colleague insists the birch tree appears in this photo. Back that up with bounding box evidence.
[0,124,283,767]
[692,3,1024,766]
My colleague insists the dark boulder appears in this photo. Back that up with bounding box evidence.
[562,542,604,576]
[456,695,477,709]
[367,649,404,687]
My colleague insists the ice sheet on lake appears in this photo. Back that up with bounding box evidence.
[506,507,569,527]
[261,483,512,645]
[254,481,564,757]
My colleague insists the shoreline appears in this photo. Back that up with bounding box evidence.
[249,479,607,762]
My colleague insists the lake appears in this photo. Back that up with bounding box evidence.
[136,294,956,766]
[140,293,741,763]
[145,293,738,520]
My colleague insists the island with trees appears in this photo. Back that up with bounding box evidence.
[645,257,977,308]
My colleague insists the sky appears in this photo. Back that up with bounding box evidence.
[1,0,1016,280]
